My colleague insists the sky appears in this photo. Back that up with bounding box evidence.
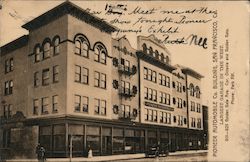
[0,0,218,104]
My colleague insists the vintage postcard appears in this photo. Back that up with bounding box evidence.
[0,1,249,162]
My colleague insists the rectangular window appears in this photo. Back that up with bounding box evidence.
[191,101,195,111]
[34,72,39,87]
[4,81,9,95]
[162,75,166,86]
[94,71,106,89]
[10,58,14,71]
[148,88,152,100]
[74,95,81,112]
[144,87,148,99]
[5,58,14,73]
[42,69,50,86]
[82,67,89,84]
[4,80,13,95]
[94,99,99,114]
[159,92,163,103]
[177,98,183,108]
[148,109,153,121]
[145,109,149,121]
[124,60,130,72]
[144,67,148,79]
[82,96,89,112]
[166,94,170,105]
[148,69,152,81]
[160,111,164,123]
[53,65,59,83]
[100,100,106,115]
[41,97,49,114]
[153,110,157,122]
[197,103,201,113]
[52,95,58,112]
[94,72,100,87]
[75,65,81,82]
[177,82,182,92]
[94,99,106,115]
[5,60,9,73]
[125,105,131,117]
[166,76,170,87]
[3,104,12,119]
[100,73,106,89]
[152,90,157,102]
[75,65,89,84]
[33,99,39,115]
[197,119,201,128]
[152,71,156,83]
[167,113,171,124]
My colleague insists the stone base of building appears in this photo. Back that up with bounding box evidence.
[0,115,208,159]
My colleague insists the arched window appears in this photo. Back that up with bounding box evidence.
[34,45,40,62]
[74,35,89,58]
[149,47,153,56]
[164,56,169,64]
[189,84,194,96]
[195,86,201,98]
[155,50,159,59]
[94,43,107,64]
[142,43,147,53]
[43,42,51,59]
[53,37,60,55]
[160,53,164,61]
[75,40,81,54]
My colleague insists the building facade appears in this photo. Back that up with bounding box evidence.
[0,1,207,159]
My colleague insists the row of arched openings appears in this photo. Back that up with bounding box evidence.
[74,34,107,64]
[34,36,60,62]
[142,43,170,64]
[33,34,108,65]
[189,84,201,98]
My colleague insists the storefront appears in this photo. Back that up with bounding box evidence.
[36,117,205,158]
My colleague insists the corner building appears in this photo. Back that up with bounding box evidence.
[0,2,207,159]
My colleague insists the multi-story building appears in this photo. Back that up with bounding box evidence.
[0,1,207,159]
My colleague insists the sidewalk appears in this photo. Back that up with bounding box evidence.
[169,150,208,156]
[5,150,208,162]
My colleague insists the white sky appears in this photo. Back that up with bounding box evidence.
[0,0,215,103]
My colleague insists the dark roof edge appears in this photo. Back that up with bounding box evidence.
[182,67,204,79]
[22,1,118,34]
[0,35,29,56]
[136,51,176,72]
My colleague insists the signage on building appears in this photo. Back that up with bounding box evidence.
[144,101,174,111]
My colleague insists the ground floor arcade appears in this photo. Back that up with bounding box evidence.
[0,116,207,159]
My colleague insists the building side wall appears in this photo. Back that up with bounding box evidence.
[0,46,28,117]
[66,15,113,119]
[187,75,203,130]
[111,38,139,122]
[27,15,69,118]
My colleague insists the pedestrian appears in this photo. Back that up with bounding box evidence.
[36,143,41,160]
[39,146,46,162]
[87,145,93,158]
[41,146,46,162]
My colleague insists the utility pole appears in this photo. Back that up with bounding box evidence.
[70,134,72,162]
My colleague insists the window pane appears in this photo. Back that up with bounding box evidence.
[82,96,88,112]
[54,38,60,55]
[75,40,81,55]
[75,65,81,82]
[74,95,81,111]
[43,42,51,59]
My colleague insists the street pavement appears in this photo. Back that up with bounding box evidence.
[117,152,208,162]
